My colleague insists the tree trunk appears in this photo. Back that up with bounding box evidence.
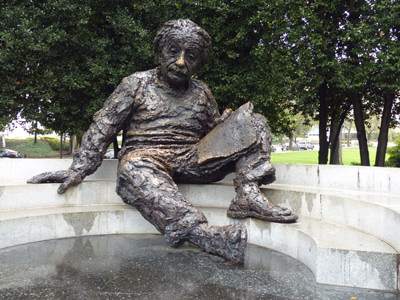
[329,103,350,164]
[76,131,84,149]
[113,137,120,158]
[59,133,63,159]
[34,121,38,144]
[346,121,352,147]
[375,92,395,167]
[69,135,74,154]
[351,93,370,166]
[329,118,343,165]
[318,81,329,164]
[289,136,294,150]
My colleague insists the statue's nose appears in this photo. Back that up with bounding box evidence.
[176,52,185,67]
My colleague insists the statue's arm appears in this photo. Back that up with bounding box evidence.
[68,74,140,177]
[28,74,141,193]
[202,83,232,130]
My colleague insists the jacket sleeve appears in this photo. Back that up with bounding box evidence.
[69,73,143,177]
[202,82,221,133]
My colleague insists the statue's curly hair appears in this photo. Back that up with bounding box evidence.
[153,19,212,71]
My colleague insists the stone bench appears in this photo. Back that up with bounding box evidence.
[1,159,399,291]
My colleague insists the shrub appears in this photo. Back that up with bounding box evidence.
[386,139,400,167]
[41,137,69,151]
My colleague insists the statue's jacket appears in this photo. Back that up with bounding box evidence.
[69,68,222,177]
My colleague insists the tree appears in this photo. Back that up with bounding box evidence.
[368,0,400,166]
[337,0,400,166]
[0,0,165,137]
[1,0,297,138]
[343,119,354,147]
[170,0,296,135]
[2,0,399,164]
[274,0,353,164]
[270,0,400,166]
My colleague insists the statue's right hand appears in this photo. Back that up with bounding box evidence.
[27,169,84,194]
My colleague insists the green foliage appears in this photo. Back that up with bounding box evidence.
[40,137,69,151]
[0,0,296,136]
[0,0,166,135]
[386,139,400,167]
[168,0,298,134]
[7,140,59,157]
[1,0,399,144]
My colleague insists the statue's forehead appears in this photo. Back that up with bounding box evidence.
[165,35,202,51]
[166,28,202,44]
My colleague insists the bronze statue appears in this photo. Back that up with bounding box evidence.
[28,19,297,264]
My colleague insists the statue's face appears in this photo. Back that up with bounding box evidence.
[159,37,201,88]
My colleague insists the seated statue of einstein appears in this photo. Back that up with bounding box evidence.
[28,19,297,264]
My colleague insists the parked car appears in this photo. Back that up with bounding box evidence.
[281,143,300,151]
[298,141,314,150]
[291,143,300,151]
[0,149,21,158]
[104,149,116,159]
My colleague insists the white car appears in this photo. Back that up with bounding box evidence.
[104,149,116,159]
[298,141,314,150]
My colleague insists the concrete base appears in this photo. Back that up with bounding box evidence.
[1,159,399,291]
[2,235,397,300]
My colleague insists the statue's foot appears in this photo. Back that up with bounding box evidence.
[227,184,298,223]
[188,223,247,264]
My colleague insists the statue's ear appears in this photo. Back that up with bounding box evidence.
[153,35,163,64]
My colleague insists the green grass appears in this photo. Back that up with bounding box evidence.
[271,147,377,165]
[6,140,60,157]
[3,139,379,164]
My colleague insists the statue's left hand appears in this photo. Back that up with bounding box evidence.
[218,108,233,123]
[27,169,84,194]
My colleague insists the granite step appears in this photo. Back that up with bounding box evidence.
[0,203,396,291]
[202,207,398,291]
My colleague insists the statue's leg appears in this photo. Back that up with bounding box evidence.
[116,153,247,263]
[228,113,298,223]
[175,103,297,223]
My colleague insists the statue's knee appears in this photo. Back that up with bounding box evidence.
[252,113,270,133]
[116,158,144,202]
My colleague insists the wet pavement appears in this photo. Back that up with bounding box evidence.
[0,234,398,300]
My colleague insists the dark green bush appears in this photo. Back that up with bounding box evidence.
[41,137,69,151]
[386,139,400,167]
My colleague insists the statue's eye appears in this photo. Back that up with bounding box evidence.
[186,52,197,63]
[169,45,179,55]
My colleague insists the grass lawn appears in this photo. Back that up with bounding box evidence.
[5,139,61,158]
[271,147,377,166]
[3,139,379,165]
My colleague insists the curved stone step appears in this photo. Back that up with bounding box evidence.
[262,184,400,252]
[201,207,398,291]
[0,203,396,291]
[2,178,400,254]
[1,159,400,291]
[0,205,158,249]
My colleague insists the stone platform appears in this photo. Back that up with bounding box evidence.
[1,159,399,292]
[1,234,397,300]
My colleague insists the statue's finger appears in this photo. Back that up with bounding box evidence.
[57,172,83,194]
[27,171,70,183]
[27,172,55,183]
[57,181,70,194]
[57,175,74,194]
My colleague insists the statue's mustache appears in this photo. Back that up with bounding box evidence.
[168,64,188,76]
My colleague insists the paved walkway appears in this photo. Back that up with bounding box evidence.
[0,234,397,300]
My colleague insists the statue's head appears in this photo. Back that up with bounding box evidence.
[154,19,211,88]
